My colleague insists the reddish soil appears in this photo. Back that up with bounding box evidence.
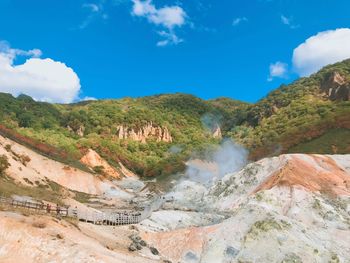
[0,124,70,160]
[254,155,350,196]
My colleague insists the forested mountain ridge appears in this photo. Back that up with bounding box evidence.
[229,59,350,159]
[0,59,349,177]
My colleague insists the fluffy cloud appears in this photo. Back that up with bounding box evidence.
[268,61,288,81]
[0,42,81,103]
[292,28,350,76]
[156,30,183,47]
[131,0,187,46]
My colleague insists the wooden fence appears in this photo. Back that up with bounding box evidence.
[0,196,144,226]
[0,196,69,216]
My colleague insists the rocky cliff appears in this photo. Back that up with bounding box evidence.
[211,124,222,139]
[67,125,85,137]
[116,122,173,143]
[321,71,350,101]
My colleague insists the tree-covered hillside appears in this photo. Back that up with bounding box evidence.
[228,59,350,159]
[0,59,349,177]
[0,93,231,177]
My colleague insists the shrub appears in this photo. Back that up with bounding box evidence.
[4,144,11,152]
[0,155,10,176]
[32,221,47,228]
[19,154,31,166]
[93,165,105,175]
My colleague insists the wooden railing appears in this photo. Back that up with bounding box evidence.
[0,196,144,226]
[75,210,142,226]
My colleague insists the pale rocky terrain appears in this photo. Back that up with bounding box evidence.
[0,134,133,199]
[1,131,350,263]
[139,154,350,263]
[0,211,160,263]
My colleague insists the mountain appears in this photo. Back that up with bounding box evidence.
[0,59,349,177]
[228,59,350,159]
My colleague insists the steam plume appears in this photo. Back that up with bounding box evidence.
[185,139,248,185]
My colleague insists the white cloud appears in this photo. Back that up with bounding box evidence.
[280,15,299,29]
[281,15,290,25]
[131,0,187,46]
[80,1,108,29]
[156,30,183,47]
[268,61,288,81]
[132,0,156,17]
[0,41,42,61]
[292,28,350,76]
[83,3,100,12]
[232,17,248,26]
[0,42,81,103]
[81,96,97,101]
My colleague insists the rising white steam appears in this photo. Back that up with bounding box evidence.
[185,139,248,185]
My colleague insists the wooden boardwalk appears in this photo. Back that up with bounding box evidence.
[0,196,144,226]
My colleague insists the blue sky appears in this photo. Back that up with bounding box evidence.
[0,0,350,103]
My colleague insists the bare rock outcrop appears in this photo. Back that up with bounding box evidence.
[116,122,173,143]
[67,125,85,137]
[80,149,122,179]
[211,124,222,139]
[321,71,350,101]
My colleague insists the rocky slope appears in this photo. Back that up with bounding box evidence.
[138,154,350,263]
[0,134,136,206]
[0,134,160,262]
[80,148,138,179]
[0,212,159,263]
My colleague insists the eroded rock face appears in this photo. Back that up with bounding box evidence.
[321,72,350,101]
[67,125,85,137]
[80,149,122,179]
[116,122,173,143]
[211,124,222,139]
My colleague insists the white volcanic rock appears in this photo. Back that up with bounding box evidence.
[164,180,208,211]
[141,154,350,263]
[140,210,224,232]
